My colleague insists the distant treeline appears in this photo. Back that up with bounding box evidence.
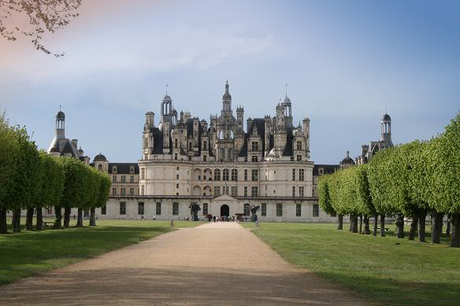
[319,113,460,247]
[0,112,111,234]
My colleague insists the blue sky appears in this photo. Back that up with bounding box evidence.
[1,0,459,163]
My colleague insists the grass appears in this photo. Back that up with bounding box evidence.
[0,219,205,285]
[242,222,460,306]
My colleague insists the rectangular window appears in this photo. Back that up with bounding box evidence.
[313,204,319,217]
[141,185,145,195]
[214,186,221,197]
[292,169,296,181]
[299,169,305,181]
[141,168,145,180]
[121,176,126,183]
[175,138,178,148]
[292,186,295,197]
[251,141,258,151]
[296,204,301,217]
[130,166,135,174]
[244,169,248,181]
[113,166,117,174]
[138,202,144,215]
[296,141,302,151]
[244,186,248,197]
[297,155,302,161]
[176,184,179,189]
[120,202,126,215]
[299,186,304,197]
[121,188,126,196]
[203,203,208,215]
[251,169,258,181]
[112,188,117,195]
[203,155,207,162]
[173,203,179,215]
[261,203,266,216]
[231,186,238,197]
[130,176,135,183]
[276,203,283,217]
[101,205,106,215]
[251,186,258,197]
[251,155,258,162]
[156,202,161,215]
[130,188,134,195]
[112,176,117,183]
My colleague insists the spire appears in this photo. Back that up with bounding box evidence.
[225,80,229,94]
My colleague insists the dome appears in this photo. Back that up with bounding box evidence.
[382,113,391,121]
[145,111,155,116]
[162,95,172,102]
[94,153,107,162]
[223,92,232,100]
[56,111,65,120]
[341,151,355,165]
[282,96,291,104]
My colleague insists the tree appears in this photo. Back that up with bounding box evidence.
[59,157,86,228]
[318,176,338,228]
[92,173,110,227]
[0,112,19,234]
[189,203,201,221]
[355,164,374,235]
[0,0,82,56]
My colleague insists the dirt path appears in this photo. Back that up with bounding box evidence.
[0,222,365,305]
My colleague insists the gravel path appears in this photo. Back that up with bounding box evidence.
[0,222,366,305]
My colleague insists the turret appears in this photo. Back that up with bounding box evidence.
[381,113,393,148]
[222,81,232,113]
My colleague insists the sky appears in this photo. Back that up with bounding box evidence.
[1,0,459,164]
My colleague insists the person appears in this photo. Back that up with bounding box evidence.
[153,215,156,220]
[73,214,76,220]
[213,215,216,223]
[141,215,144,220]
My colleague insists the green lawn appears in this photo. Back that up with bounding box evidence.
[242,222,460,306]
[0,219,205,285]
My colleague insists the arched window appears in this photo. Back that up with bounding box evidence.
[98,164,103,171]
[244,204,250,216]
[220,148,225,161]
[231,169,238,181]
[228,148,233,161]
[223,169,229,181]
[214,169,221,181]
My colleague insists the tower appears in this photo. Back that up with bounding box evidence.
[222,81,232,113]
[55,110,65,139]
[380,113,393,148]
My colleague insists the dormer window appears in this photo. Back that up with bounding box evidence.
[113,166,117,174]
[130,166,135,174]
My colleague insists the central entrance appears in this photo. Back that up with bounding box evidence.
[220,204,229,217]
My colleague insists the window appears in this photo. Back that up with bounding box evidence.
[173,203,179,215]
[138,202,144,215]
[261,204,266,216]
[130,176,135,183]
[176,184,179,189]
[112,176,117,183]
[203,141,207,150]
[299,186,304,197]
[113,166,117,174]
[121,188,126,196]
[141,168,145,180]
[292,169,296,181]
[230,186,237,197]
[130,188,134,195]
[120,202,126,215]
[214,186,221,197]
[214,169,221,181]
[101,205,106,215]
[297,155,302,161]
[313,204,319,217]
[276,203,283,217]
[156,202,161,215]
[299,169,305,181]
[244,186,248,197]
[251,186,258,197]
[244,169,248,181]
[121,176,126,183]
[112,188,117,195]
[231,169,238,181]
[296,204,301,217]
[175,153,178,160]
[176,174,179,179]
[175,138,178,148]
[292,186,295,197]
[244,204,250,216]
[222,185,228,195]
[251,155,258,162]
[130,166,135,174]
[98,164,103,171]
[251,141,258,151]
[203,203,208,215]
[189,142,193,151]
[251,169,258,181]
[141,185,145,195]
[203,155,207,162]
[296,141,302,151]
[223,169,229,181]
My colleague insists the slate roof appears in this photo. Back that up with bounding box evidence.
[313,164,340,176]
[108,163,139,174]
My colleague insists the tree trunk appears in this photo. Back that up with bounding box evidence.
[12,208,21,232]
[409,214,418,240]
[418,212,426,242]
[54,206,62,228]
[380,214,386,237]
[76,208,83,227]
[396,214,404,238]
[373,214,378,236]
[337,214,343,230]
[36,207,43,230]
[431,212,444,244]
[63,207,71,228]
[352,215,358,233]
[359,215,363,234]
[450,213,460,248]
[446,214,451,238]
[25,207,34,231]
[364,216,370,235]
[349,214,354,232]
[0,209,8,234]
[89,207,96,227]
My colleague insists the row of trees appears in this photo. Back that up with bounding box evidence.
[0,112,111,234]
[319,113,460,247]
